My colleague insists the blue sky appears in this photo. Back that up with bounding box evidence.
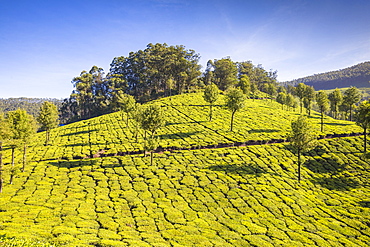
[0,0,369,98]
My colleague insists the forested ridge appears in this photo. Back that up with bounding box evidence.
[0,98,62,118]
[282,61,370,90]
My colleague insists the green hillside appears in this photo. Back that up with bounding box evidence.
[0,93,369,246]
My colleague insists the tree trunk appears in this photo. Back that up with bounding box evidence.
[11,147,15,167]
[321,111,324,132]
[349,105,353,121]
[230,110,236,131]
[46,130,50,146]
[209,104,213,121]
[297,149,301,182]
[22,143,27,172]
[150,151,153,166]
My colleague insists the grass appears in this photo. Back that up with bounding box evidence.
[0,92,369,246]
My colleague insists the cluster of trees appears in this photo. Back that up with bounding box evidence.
[0,102,59,192]
[282,62,370,90]
[61,43,278,123]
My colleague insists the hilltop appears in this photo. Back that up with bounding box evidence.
[0,93,369,246]
[282,62,370,90]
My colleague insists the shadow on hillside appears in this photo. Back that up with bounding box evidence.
[358,200,370,208]
[310,175,361,191]
[249,129,280,134]
[325,122,352,126]
[157,131,200,140]
[65,143,90,147]
[48,159,99,168]
[207,163,267,176]
[304,158,347,174]
[62,129,97,136]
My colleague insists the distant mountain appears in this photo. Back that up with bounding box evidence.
[281,62,370,90]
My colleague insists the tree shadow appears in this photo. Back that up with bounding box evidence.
[62,129,97,136]
[325,122,352,126]
[358,200,370,208]
[249,129,280,134]
[157,131,200,140]
[310,175,361,191]
[48,159,102,168]
[207,163,267,176]
[304,158,347,174]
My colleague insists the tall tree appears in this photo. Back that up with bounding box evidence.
[276,92,286,110]
[37,101,59,145]
[288,116,318,182]
[239,75,251,96]
[225,88,245,131]
[343,86,361,121]
[212,57,238,90]
[295,83,307,114]
[328,88,343,119]
[316,91,329,132]
[203,83,219,121]
[0,112,11,193]
[355,101,370,154]
[139,104,166,137]
[7,109,37,172]
[112,91,136,126]
[266,83,277,101]
[303,85,315,116]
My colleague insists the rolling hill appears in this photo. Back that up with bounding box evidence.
[281,61,370,90]
[0,93,369,246]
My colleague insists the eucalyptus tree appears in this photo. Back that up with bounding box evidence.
[343,86,361,121]
[355,101,370,153]
[203,83,219,121]
[316,91,329,132]
[7,109,37,172]
[328,88,343,119]
[37,101,59,145]
[289,116,318,182]
[239,74,251,96]
[225,88,245,131]
[212,57,238,90]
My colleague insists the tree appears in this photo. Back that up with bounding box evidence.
[37,101,59,145]
[225,88,245,131]
[285,93,296,111]
[303,86,315,116]
[0,112,11,193]
[328,88,343,119]
[355,101,370,153]
[139,104,166,137]
[113,91,136,126]
[212,58,238,90]
[276,92,286,110]
[250,82,258,100]
[144,136,159,166]
[295,83,307,113]
[7,109,37,172]
[239,75,251,96]
[288,116,318,182]
[266,83,277,102]
[316,91,329,132]
[203,83,219,121]
[343,87,361,121]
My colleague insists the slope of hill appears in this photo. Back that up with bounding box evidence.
[282,61,370,90]
[0,93,369,246]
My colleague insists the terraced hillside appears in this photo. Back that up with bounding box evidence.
[0,93,369,246]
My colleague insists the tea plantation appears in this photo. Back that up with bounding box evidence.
[0,93,369,246]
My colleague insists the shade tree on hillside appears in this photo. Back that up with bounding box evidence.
[7,109,37,172]
[239,75,251,96]
[343,86,361,121]
[112,91,136,126]
[37,101,59,145]
[316,91,330,132]
[207,58,238,90]
[276,92,286,110]
[295,83,306,114]
[225,88,245,131]
[203,83,219,121]
[328,88,343,119]
[303,85,315,116]
[288,116,318,182]
[139,104,166,138]
[355,100,370,154]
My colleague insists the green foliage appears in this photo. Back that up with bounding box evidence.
[355,100,370,153]
[139,104,166,136]
[203,83,219,121]
[328,88,343,119]
[37,101,59,145]
[225,88,245,131]
[316,90,329,132]
[343,86,361,121]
